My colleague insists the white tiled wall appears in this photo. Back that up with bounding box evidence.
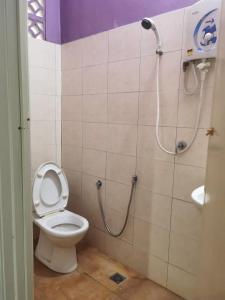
[28,37,61,174]
[61,8,215,300]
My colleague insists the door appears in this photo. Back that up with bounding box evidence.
[196,1,225,299]
[0,0,33,299]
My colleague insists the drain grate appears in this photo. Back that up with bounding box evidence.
[110,273,127,284]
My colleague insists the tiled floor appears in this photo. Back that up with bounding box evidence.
[34,245,183,300]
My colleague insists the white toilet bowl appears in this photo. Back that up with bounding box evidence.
[32,162,89,273]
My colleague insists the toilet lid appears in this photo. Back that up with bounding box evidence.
[32,162,69,217]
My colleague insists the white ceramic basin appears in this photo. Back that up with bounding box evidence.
[191,185,205,207]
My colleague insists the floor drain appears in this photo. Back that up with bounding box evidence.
[110,273,127,284]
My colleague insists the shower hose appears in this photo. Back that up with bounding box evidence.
[96,175,138,237]
[156,55,209,155]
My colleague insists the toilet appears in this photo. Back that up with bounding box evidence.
[33,162,89,273]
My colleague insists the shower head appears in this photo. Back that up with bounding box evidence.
[141,18,157,31]
[141,18,163,55]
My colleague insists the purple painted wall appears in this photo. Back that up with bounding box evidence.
[43,0,199,44]
[45,0,61,44]
[60,0,199,44]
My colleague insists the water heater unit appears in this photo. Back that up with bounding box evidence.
[183,0,221,62]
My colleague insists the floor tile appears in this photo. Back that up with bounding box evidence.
[77,246,142,293]
[35,259,121,300]
[118,279,183,300]
[34,245,183,300]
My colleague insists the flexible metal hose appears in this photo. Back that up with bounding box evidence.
[96,176,137,237]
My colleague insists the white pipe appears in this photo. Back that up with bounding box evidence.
[184,61,199,95]
[155,56,176,155]
[155,56,208,155]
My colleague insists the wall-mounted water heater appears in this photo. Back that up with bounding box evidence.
[141,0,222,155]
[183,0,221,62]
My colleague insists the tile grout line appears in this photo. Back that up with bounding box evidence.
[81,271,125,300]
[100,29,110,249]
[80,39,85,228]
[132,26,143,250]
[60,47,183,71]
[54,44,58,165]
[166,8,186,288]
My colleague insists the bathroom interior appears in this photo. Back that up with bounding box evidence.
[6,0,224,299]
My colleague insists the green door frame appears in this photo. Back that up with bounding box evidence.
[0,0,33,299]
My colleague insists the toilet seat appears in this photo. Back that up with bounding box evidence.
[33,162,69,217]
[33,210,89,238]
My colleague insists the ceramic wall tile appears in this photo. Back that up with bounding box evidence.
[108,59,140,93]
[83,94,107,123]
[83,32,108,66]
[109,22,141,61]
[83,64,107,94]
[167,265,196,300]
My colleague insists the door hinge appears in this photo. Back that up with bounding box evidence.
[18,118,30,130]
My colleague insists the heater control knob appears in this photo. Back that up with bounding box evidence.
[204,32,213,43]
